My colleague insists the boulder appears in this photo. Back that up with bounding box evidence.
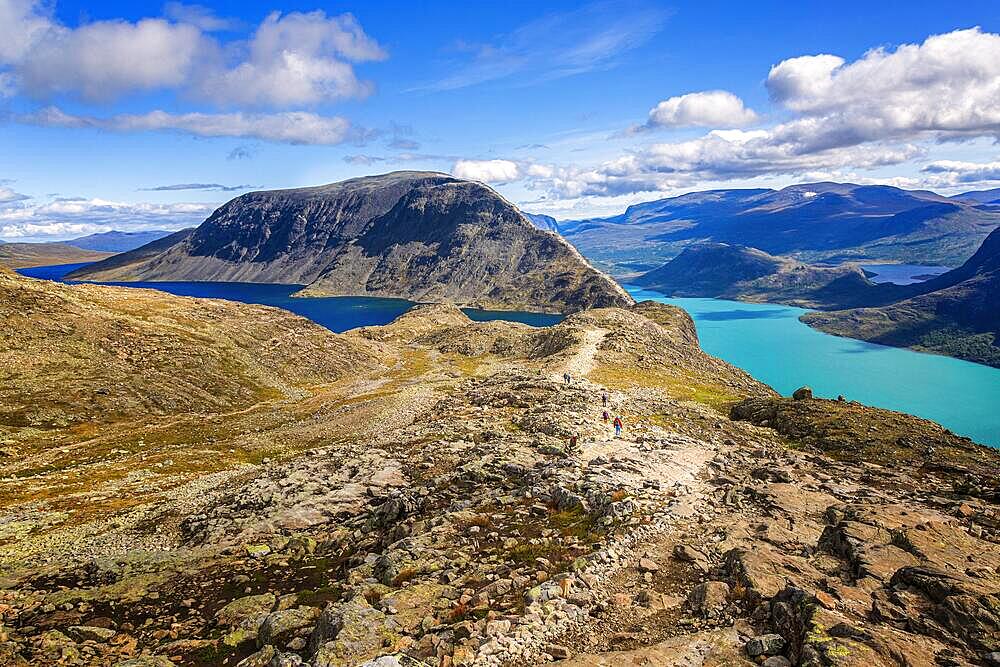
[309,596,402,667]
[236,645,276,667]
[217,593,277,629]
[258,607,321,647]
[745,634,785,657]
[113,658,176,667]
[686,581,730,618]
[792,387,813,400]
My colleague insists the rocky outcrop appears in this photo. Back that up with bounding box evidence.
[69,172,632,313]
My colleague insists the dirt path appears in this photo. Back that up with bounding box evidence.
[551,326,608,382]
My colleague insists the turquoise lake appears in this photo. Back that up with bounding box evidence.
[625,285,1000,448]
[18,264,999,448]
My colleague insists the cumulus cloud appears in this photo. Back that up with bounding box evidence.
[0,2,385,107]
[0,197,215,241]
[520,27,1000,204]
[0,185,31,206]
[766,28,1000,143]
[452,159,521,184]
[19,107,358,145]
[643,90,758,129]
[921,160,1000,185]
[194,11,386,107]
[16,17,208,101]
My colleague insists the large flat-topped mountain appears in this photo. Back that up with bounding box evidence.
[70,172,631,313]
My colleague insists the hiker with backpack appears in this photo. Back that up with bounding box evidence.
[613,416,623,438]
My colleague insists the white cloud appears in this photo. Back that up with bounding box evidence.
[644,90,758,129]
[0,197,216,241]
[766,28,1000,142]
[20,107,357,145]
[0,0,51,64]
[0,2,385,107]
[921,160,1000,185]
[453,159,521,184]
[0,185,31,205]
[516,27,1000,205]
[17,18,208,101]
[194,11,386,107]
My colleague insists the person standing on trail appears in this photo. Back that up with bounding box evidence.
[602,410,609,423]
[613,416,623,438]
[601,392,608,407]
[569,434,578,452]
[563,372,570,385]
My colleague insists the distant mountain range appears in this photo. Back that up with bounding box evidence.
[556,183,1000,273]
[952,188,1000,206]
[70,172,631,313]
[61,230,175,253]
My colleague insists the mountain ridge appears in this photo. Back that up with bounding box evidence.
[557,182,1000,274]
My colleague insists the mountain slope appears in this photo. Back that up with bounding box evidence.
[561,183,1000,272]
[1,269,383,430]
[803,226,1000,367]
[71,171,631,313]
[62,229,176,252]
[0,242,114,269]
[633,243,886,308]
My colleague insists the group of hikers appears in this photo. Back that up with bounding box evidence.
[562,373,623,453]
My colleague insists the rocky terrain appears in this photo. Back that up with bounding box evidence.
[0,243,114,269]
[804,226,1000,367]
[2,269,998,667]
[558,183,1000,275]
[69,172,631,314]
[634,243,880,309]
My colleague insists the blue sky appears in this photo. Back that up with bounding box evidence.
[1,0,999,240]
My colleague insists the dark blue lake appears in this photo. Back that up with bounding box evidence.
[17,263,565,331]
[860,263,950,285]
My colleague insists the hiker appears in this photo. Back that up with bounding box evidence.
[602,409,609,423]
[613,415,623,438]
[566,372,572,384]
[569,434,578,452]
[562,372,570,385]
[601,391,608,407]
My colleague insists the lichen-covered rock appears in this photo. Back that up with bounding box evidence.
[309,596,401,667]
[257,606,321,647]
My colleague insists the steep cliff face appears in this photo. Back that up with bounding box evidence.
[70,172,632,313]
